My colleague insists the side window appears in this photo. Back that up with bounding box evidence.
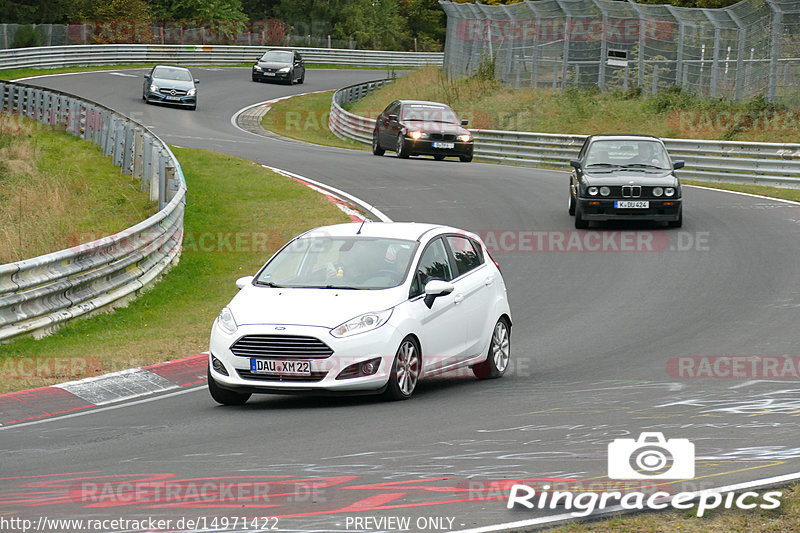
[295,52,303,62]
[410,238,453,298]
[446,236,483,276]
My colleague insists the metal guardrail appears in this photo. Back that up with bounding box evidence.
[329,79,800,189]
[0,81,186,342]
[329,79,394,144]
[0,44,444,71]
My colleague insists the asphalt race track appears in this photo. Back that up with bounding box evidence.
[3,68,800,532]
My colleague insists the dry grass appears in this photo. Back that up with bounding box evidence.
[0,114,156,263]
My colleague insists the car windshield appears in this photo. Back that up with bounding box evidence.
[401,105,459,124]
[260,51,293,62]
[152,67,192,81]
[585,140,670,170]
[255,236,417,290]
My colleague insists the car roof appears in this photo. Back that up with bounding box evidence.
[398,100,453,108]
[587,134,663,142]
[302,222,476,242]
[152,65,191,71]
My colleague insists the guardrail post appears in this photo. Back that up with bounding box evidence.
[122,122,135,175]
[142,133,153,193]
[165,165,178,204]
[158,151,168,211]
[133,128,144,181]
[113,120,125,167]
[83,104,94,141]
[102,112,114,156]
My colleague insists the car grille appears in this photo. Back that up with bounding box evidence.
[604,186,666,199]
[230,335,334,358]
[159,88,187,96]
[430,133,456,141]
[236,369,326,382]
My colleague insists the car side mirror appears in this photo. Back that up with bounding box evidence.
[144,74,150,79]
[235,275,254,289]
[570,160,582,169]
[673,160,685,170]
[388,114,398,122]
[423,280,454,309]
[194,79,199,84]
[461,119,469,126]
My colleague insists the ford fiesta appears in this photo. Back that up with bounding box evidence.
[208,222,512,405]
[569,135,684,229]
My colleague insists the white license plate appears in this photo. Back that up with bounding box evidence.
[433,142,454,149]
[166,96,182,101]
[265,72,276,76]
[250,359,311,376]
[615,200,649,209]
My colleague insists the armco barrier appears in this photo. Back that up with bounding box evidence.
[0,44,443,71]
[329,80,800,189]
[0,81,186,342]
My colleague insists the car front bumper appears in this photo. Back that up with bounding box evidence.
[406,139,473,157]
[146,92,196,107]
[577,198,682,221]
[252,69,291,82]
[209,321,404,395]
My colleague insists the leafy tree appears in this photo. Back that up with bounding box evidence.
[72,0,152,20]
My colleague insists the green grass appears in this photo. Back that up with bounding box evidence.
[0,147,349,393]
[261,90,367,150]
[684,180,800,202]
[0,115,156,263]
[349,67,800,144]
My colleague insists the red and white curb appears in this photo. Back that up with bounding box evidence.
[0,354,207,427]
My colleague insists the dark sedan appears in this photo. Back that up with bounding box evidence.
[569,135,684,228]
[372,100,474,162]
[252,49,305,85]
[142,65,198,110]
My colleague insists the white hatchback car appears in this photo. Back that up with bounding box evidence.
[207,222,512,405]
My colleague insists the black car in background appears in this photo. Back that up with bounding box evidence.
[142,65,198,110]
[372,100,474,162]
[569,135,684,228]
[252,50,305,85]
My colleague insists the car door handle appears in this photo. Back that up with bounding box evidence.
[484,276,494,286]
[454,294,464,304]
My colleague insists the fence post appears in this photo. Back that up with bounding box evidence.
[728,9,747,100]
[766,0,782,102]
[592,0,608,90]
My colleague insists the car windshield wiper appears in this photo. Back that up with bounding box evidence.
[586,163,621,168]
[254,280,283,288]
[322,285,364,290]
[620,164,669,170]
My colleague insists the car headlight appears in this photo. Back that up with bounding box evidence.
[665,187,676,197]
[187,88,196,96]
[409,131,423,140]
[599,186,610,196]
[216,307,238,335]
[278,66,291,73]
[253,65,262,71]
[588,186,599,196]
[457,134,472,142]
[653,187,664,197]
[331,309,393,338]
[150,84,159,92]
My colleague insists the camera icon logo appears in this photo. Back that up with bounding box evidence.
[608,432,695,480]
